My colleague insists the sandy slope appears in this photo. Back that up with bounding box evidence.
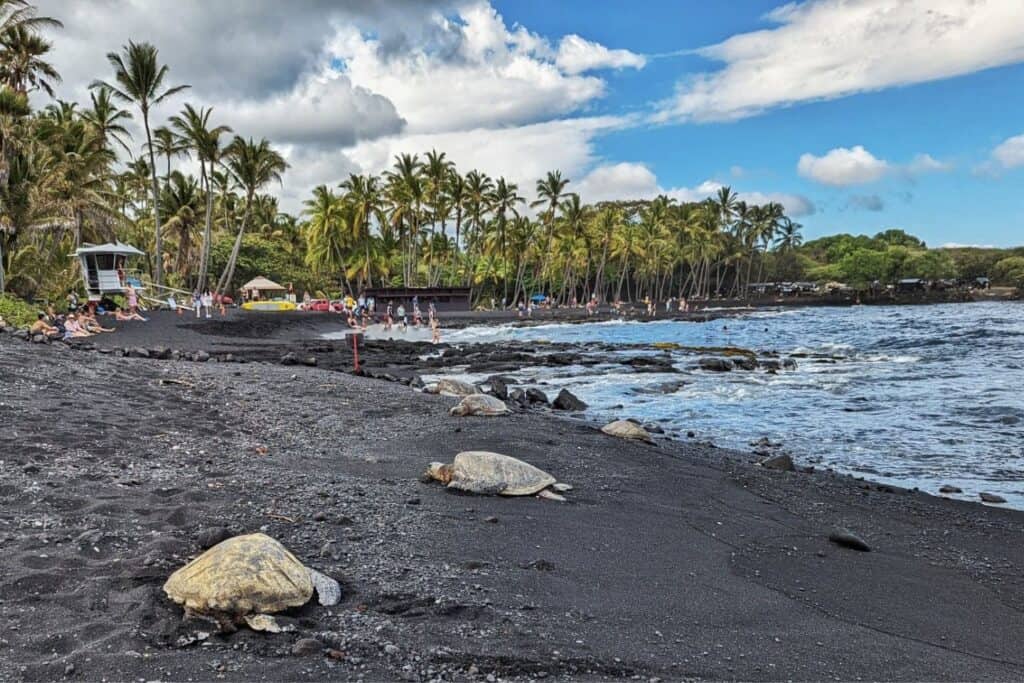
[1,329,1023,681]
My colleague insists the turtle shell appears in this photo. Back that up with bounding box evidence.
[449,451,556,496]
[163,533,313,616]
[437,378,477,397]
[450,394,510,417]
[601,419,653,443]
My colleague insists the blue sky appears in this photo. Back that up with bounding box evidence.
[490,0,1024,247]
[40,0,1024,247]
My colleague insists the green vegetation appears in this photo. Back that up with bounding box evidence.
[0,1,1019,309]
[0,292,36,326]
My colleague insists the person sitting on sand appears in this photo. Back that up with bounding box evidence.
[29,313,60,338]
[79,309,114,333]
[115,308,146,322]
[62,313,92,339]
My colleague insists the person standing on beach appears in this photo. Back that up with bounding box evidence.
[192,290,201,318]
[125,283,139,316]
[67,290,79,313]
[396,303,407,332]
[431,315,441,344]
[202,290,213,318]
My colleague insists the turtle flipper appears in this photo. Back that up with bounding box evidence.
[244,614,283,633]
[308,568,341,606]
[537,489,566,502]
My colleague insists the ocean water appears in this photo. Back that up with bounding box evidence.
[443,302,1024,508]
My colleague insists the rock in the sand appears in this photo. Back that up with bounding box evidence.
[525,387,549,405]
[939,484,962,494]
[487,376,510,400]
[127,346,151,359]
[828,528,871,552]
[424,451,566,499]
[301,356,317,367]
[552,389,587,411]
[643,422,665,434]
[698,357,733,372]
[150,346,171,360]
[193,350,210,363]
[450,394,510,417]
[760,453,795,472]
[164,533,339,631]
[980,492,1007,504]
[196,527,233,549]
[601,419,653,443]
[437,377,477,397]
[292,638,323,656]
[280,352,299,366]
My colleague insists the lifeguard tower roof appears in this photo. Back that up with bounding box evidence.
[75,242,145,257]
[240,276,285,291]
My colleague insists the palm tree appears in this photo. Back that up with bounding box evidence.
[215,136,287,295]
[488,177,523,306]
[531,170,573,293]
[0,24,60,96]
[383,153,424,286]
[161,170,201,278]
[91,41,189,288]
[339,173,381,289]
[170,103,231,292]
[82,87,132,153]
[303,184,352,293]
[149,125,186,181]
[462,169,493,285]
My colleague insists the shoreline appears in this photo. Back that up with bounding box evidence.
[2,309,1024,680]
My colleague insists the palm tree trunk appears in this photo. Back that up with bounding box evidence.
[197,162,213,292]
[0,238,5,294]
[216,191,253,296]
[143,110,164,288]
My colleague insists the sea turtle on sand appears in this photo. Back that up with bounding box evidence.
[424,451,571,501]
[450,393,511,416]
[163,533,340,633]
[435,377,477,397]
[601,419,654,443]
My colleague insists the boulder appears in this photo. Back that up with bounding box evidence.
[601,419,653,443]
[193,350,211,363]
[760,453,795,471]
[938,484,962,494]
[525,388,549,405]
[127,347,151,359]
[487,376,509,401]
[280,352,299,366]
[731,356,757,371]
[980,492,1007,504]
[698,357,733,372]
[150,346,171,360]
[301,356,318,367]
[552,389,587,411]
[450,394,511,417]
[437,377,477,397]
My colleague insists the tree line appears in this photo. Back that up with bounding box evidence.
[1,0,1020,310]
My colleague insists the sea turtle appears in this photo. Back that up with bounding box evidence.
[163,533,340,632]
[450,394,511,417]
[435,377,477,397]
[424,451,571,501]
[601,419,653,443]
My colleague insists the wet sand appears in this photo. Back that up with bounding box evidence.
[2,315,1024,681]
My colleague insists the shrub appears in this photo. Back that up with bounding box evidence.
[0,293,38,328]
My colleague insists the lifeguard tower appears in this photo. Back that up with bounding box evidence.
[74,242,145,301]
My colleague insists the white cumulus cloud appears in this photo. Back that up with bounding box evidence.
[575,162,815,216]
[555,34,646,74]
[655,0,1024,122]
[990,133,1024,169]
[797,146,890,186]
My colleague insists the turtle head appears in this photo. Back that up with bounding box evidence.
[424,462,453,484]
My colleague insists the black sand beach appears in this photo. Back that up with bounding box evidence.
[2,314,1024,681]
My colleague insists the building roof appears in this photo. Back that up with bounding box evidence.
[240,276,286,291]
[74,241,145,257]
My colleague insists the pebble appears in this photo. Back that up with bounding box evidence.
[484,516,499,524]
[828,528,871,552]
[292,638,323,657]
[406,497,421,505]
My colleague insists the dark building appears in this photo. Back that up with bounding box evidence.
[364,286,472,312]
